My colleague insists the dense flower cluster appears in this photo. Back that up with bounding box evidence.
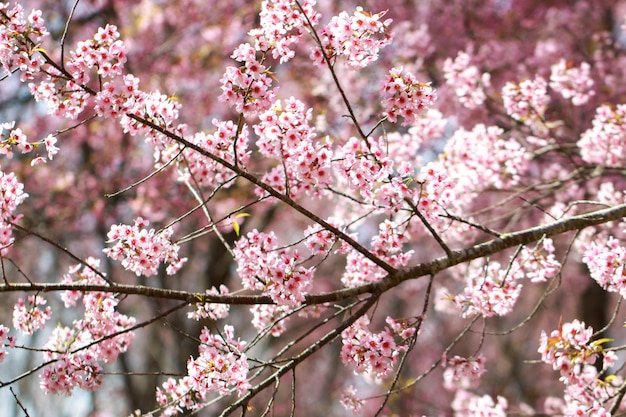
[549,60,595,106]
[381,66,437,126]
[250,304,292,336]
[155,326,250,415]
[334,135,393,201]
[582,236,626,298]
[443,51,491,109]
[341,220,414,287]
[515,238,561,283]
[0,2,48,80]
[538,320,618,416]
[451,390,508,417]
[454,261,523,318]
[12,295,51,335]
[443,354,487,391]
[219,43,277,116]
[442,124,529,194]
[41,259,136,395]
[255,97,332,197]
[303,216,344,256]
[3,0,626,416]
[501,76,550,130]
[312,7,392,68]
[31,24,126,119]
[176,119,250,188]
[578,104,626,167]
[0,166,28,254]
[340,315,410,379]
[104,217,187,277]
[445,239,560,318]
[249,0,320,63]
[234,229,313,306]
[410,161,456,230]
[0,324,14,363]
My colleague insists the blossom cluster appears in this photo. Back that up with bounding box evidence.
[515,238,561,283]
[312,7,392,68]
[12,295,50,335]
[443,51,491,109]
[255,97,332,198]
[303,216,344,256]
[538,320,618,416]
[341,220,414,288]
[578,104,626,167]
[0,168,27,255]
[340,385,363,414]
[411,161,456,230]
[582,236,626,298]
[0,3,48,80]
[454,260,523,318]
[31,24,126,119]
[104,217,187,277]
[176,119,250,188]
[381,66,437,126]
[501,75,549,130]
[443,354,487,391]
[219,43,277,116]
[40,259,136,395]
[442,124,529,194]
[334,135,393,202]
[0,121,58,164]
[446,239,560,318]
[0,324,15,363]
[341,219,415,287]
[234,229,313,306]
[451,390,508,417]
[249,0,320,63]
[155,325,250,416]
[250,304,293,336]
[340,315,411,379]
[549,59,595,105]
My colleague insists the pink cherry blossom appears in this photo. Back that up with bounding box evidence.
[312,7,392,68]
[549,59,595,105]
[381,66,437,126]
[104,217,187,277]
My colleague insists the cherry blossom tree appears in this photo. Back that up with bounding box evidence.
[1,0,626,416]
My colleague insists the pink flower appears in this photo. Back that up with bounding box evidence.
[312,7,392,68]
[443,51,491,109]
[549,59,595,105]
[13,295,51,335]
[381,66,437,126]
[104,217,187,277]
[234,229,313,306]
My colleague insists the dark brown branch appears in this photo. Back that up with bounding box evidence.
[218,295,380,417]
[2,203,625,306]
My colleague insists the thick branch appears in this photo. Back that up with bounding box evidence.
[3,203,624,305]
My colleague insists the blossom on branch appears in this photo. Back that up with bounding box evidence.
[549,59,595,106]
[381,66,437,126]
[234,229,313,306]
[104,217,187,277]
[155,325,250,415]
[0,3,48,80]
[250,0,320,63]
[312,7,392,68]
